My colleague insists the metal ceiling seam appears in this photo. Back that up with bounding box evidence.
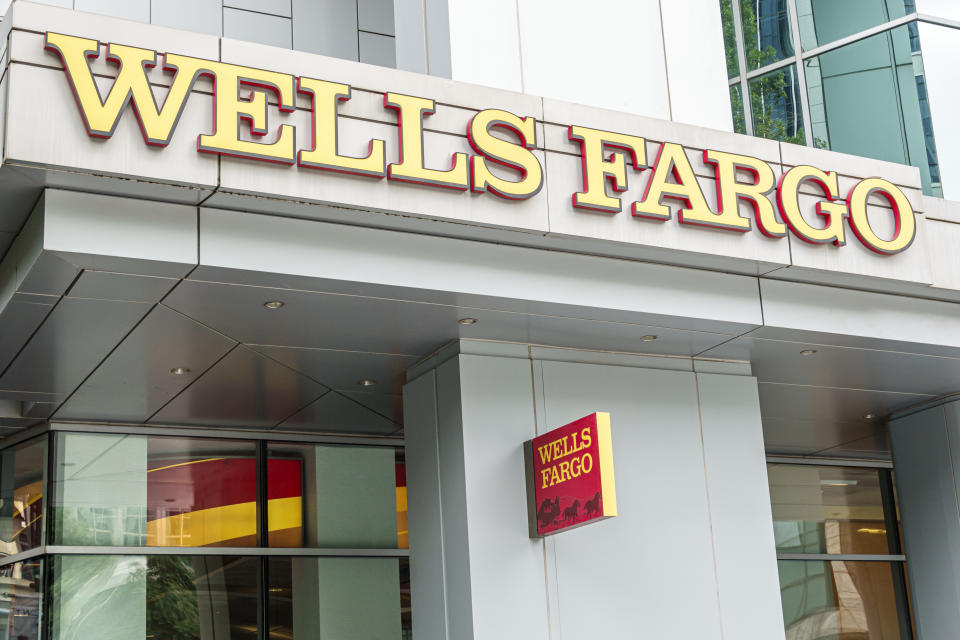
[142,341,240,424]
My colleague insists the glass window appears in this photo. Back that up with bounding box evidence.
[51,433,258,547]
[0,560,42,640]
[49,555,259,640]
[804,24,942,195]
[267,556,410,639]
[267,443,404,548]
[720,0,740,78]
[730,83,747,134]
[797,0,912,51]
[740,0,795,70]
[749,64,805,143]
[779,560,909,639]
[768,464,897,555]
[0,437,46,557]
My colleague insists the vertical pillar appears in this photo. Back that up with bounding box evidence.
[890,400,960,639]
[403,343,785,639]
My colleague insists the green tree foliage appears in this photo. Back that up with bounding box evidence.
[146,556,202,640]
[721,0,806,144]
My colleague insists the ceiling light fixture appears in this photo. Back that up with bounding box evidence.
[820,479,858,487]
[263,300,285,309]
[458,317,477,325]
[169,367,191,375]
[864,413,875,420]
[640,335,658,342]
[800,349,817,356]
[357,379,377,387]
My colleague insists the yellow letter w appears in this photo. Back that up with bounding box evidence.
[45,32,209,146]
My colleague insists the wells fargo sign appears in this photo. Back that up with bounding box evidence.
[524,413,617,537]
[46,32,916,255]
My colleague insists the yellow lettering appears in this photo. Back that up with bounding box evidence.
[569,125,647,213]
[570,456,582,478]
[541,467,551,489]
[197,62,296,163]
[384,92,468,190]
[45,32,207,146]
[537,444,552,465]
[846,178,916,255]
[468,108,542,199]
[703,148,783,235]
[581,453,593,474]
[634,142,715,224]
[558,460,571,483]
[297,77,385,177]
[581,427,592,450]
[776,165,848,246]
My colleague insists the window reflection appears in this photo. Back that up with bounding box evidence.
[50,555,259,640]
[267,443,404,549]
[804,25,942,194]
[768,465,896,555]
[720,0,740,78]
[797,0,911,51]
[730,84,747,133]
[267,557,409,640]
[779,560,906,639]
[0,560,42,640]
[740,0,794,70]
[749,65,805,143]
[52,434,258,547]
[0,437,46,557]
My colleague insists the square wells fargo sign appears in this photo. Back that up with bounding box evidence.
[524,412,617,537]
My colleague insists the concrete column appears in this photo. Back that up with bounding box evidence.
[890,399,960,639]
[403,341,784,639]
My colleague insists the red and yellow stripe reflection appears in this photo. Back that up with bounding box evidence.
[146,458,302,547]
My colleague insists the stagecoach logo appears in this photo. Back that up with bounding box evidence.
[46,31,916,256]
[524,412,617,537]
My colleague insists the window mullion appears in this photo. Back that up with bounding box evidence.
[786,0,813,145]
[730,0,755,135]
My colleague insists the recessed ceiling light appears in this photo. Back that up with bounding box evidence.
[264,300,285,309]
[800,349,817,356]
[357,378,377,387]
[640,335,658,342]
[864,413,875,419]
[458,317,477,325]
[820,479,858,487]
[169,367,191,375]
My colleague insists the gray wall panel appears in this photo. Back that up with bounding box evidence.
[359,31,396,68]
[401,371,448,640]
[358,0,395,34]
[393,0,427,73]
[456,354,546,639]
[697,372,786,640]
[224,0,291,17]
[292,0,359,60]
[75,0,148,21]
[537,360,724,639]
[433,357,474,639]
[223,7,292,49]
[151,0,223,36]
[891,404,960,640]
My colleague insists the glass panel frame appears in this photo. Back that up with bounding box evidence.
[740,0,796,70]
[50,433,260,549]
[748,64,805,143]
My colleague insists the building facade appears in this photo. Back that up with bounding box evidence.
[0,0,958,639]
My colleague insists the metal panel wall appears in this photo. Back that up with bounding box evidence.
[404,344,783,639]
[891,402,960,640]
[697,372,786,640]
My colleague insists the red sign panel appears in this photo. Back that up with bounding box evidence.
[525,412,617,537]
